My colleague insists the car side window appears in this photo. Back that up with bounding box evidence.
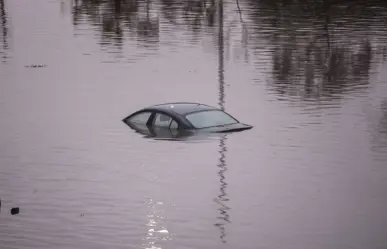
[153,113,173,127]
[170,120,179,129]
[128,111,152,124]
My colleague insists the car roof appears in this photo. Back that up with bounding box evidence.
[145,102,219,115]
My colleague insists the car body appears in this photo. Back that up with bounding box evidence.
[122,102,252,138]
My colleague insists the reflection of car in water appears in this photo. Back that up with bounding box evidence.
[122,102,253,138]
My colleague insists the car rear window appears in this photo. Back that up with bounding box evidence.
[185,110,237,129]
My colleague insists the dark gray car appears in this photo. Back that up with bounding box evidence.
[122,102,252,138]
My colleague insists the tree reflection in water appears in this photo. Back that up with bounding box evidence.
[0,0,9,63]
[71,0,219,48]
[247,0,387,101]
[136,0,159,45]
[71,0,387,101]
[72,0,159,48]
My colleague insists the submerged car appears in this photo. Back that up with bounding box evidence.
[122,102,252,138]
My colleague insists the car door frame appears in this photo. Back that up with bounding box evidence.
[123,110,153,127]
[148,111,181,130]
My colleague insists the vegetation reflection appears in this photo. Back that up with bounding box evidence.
[247,0,387,99]
[0,0,9,63]
[71,0,387,100]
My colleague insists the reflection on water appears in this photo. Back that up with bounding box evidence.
[143,197,170,249]
[0,0,9,63]
[124,121,229,142]
[71,0,387,101]
[213,135,230,243]
[217,0,225,112]
[246,0,387,101]
[213,0,230,244]
[71,0,233,57]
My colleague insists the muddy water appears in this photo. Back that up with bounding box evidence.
[1,0,387,248]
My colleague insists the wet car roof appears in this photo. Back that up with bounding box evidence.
[146,102,218,115]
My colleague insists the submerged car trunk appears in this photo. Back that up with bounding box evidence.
[202,123,253,133]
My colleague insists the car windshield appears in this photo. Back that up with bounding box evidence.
[185,110,238,129]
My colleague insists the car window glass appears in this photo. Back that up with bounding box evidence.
[170,120,178,129]
[130,122,152,135]
[185,110,237,128]
[129,112,152,124]
[154,113,173,127]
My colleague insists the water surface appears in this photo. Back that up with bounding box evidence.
[1,0,387,248]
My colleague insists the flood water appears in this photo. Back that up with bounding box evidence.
[1,0,387,248]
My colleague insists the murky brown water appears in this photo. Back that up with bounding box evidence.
[1,0,387,248]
